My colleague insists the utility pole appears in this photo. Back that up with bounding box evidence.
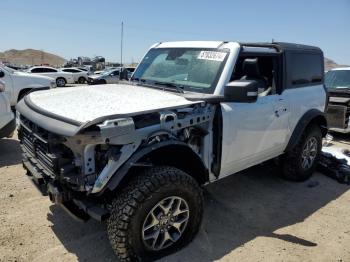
[121,21,124,67]
[41,49,44,65]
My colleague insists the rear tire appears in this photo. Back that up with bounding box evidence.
[281,125,322,181]
[78,77,86,84]
[56,77,66,87]
[107,166,203,261]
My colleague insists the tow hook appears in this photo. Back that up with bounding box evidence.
[47,182,72,204]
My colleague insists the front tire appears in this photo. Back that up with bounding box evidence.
[281,125,322,181]
[107,166,203,261]
[56,77,66,87]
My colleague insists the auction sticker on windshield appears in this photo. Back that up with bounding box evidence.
[197,51,227,61]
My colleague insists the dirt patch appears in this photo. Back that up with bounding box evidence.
[0,134,349,262]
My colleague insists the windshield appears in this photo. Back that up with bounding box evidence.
[325,70,350,89]
[132,48,229,94]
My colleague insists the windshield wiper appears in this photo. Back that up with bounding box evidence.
[154,81,185,93]
[132,77,146,83]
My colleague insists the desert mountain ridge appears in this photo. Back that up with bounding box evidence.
[0,49,66,66]
[0,48,348,70]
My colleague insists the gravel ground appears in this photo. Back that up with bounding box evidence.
[0,133,349,262]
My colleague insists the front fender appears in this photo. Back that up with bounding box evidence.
[98,140,207,195]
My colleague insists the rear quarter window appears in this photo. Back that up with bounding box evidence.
[286,52,323,88]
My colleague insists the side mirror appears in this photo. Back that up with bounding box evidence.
[0,70,5,78]
[224,80,259,102]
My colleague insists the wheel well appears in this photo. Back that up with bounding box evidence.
[17,88,32,102]
[113,144,209,194]
[285,112,328,152]
[308,115,328,137]
[143,145,209,185]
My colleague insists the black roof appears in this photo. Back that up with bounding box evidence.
[240,42,322,53]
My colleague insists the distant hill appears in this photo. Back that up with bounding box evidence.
[0,49,66,66]
[324,57,348,71]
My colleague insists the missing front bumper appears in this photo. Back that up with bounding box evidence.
[22,156,110,222]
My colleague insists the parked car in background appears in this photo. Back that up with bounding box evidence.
[60,68,88,84]
[0,64,56,108]
[88,68,121,84]
[27,66,74,87]
[0,80,15,138]
[325,67,350,133]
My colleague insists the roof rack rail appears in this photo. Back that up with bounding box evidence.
[240,43,282,52]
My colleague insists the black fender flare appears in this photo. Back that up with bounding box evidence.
[99,140,208,195]
[285,109,327,152]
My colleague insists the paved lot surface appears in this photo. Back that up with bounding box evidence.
[0,133,350,262]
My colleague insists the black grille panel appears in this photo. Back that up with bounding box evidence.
[19,116,60,178]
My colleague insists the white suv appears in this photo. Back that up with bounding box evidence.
[0,65,56,108]
[60,67,88,84]
[0,80,15,138]
[17,41,327,261]
[27,66,75,87]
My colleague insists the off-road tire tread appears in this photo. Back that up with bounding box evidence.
[282,124,322,181]
[107,166,203,262]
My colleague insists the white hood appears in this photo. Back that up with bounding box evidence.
[27,84,197,123]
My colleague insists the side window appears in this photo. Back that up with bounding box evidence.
[230,55,279,95]
[110,70,120,76]
[287,52,323,88]
[42,68,58,73]
[31,68,43,73]
[63,69,76,73]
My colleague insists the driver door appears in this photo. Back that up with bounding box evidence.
[219,94,290,178]
[219,54,290,178]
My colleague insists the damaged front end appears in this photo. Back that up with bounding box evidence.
[18,102,215,221]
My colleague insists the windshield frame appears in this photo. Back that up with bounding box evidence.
[132,47,230,94]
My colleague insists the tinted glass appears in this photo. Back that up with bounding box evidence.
[31,68,43,73]
[287,53,323,87]
[42,68,58,73]
[110,70,120,76]
[325,70,350,89]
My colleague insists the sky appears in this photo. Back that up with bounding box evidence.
[1,0,350,64]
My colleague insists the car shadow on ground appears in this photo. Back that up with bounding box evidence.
[0,137,22,168]
[47,163,349,261]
